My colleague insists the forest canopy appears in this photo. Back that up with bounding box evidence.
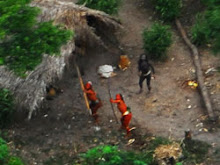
[0,0,73,77]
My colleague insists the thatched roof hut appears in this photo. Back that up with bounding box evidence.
[0,0,122,119]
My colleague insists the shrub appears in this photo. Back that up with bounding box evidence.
[0,88,14,128]
[77,0,121,15]
[182,139,210,163]
[79,145,152,165]
[202,0,219,6]
[191,14,209,46]
[8,157,24,165]
[153,0,182,21]
[0,137,24,165]
[0,137,8,163]
[176,163,182,165]
[191,2,220,53]
[0,0,74,77]
[82,145,124,165]
[142,22,172,61]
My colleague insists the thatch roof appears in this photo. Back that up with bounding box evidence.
[0,0,122,119]
[31,0,122,49]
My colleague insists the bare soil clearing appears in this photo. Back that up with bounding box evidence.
[5,0,220,164]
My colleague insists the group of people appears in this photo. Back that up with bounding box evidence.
[83,54,155,137]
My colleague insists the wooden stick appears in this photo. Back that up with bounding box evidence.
[75,63,91,115]
[108,78,119,123]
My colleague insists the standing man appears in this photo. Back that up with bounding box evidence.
[138,54,155,93]
[84,81,102,123]
[110,94,134,137]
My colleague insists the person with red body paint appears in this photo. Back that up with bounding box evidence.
[110,94,133,136]
[84,81,102,123]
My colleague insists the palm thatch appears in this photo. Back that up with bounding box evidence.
[154,143,182,165]
[0,0,122,120]
[31,0,122,51]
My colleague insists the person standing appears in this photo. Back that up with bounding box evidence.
[110,94,134,136]
[138,54,155,93]
[84,81,102,123]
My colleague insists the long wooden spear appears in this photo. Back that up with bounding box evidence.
[75,63,91,115]
[107,78,119,123]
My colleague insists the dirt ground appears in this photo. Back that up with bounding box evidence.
[5,0,220,164]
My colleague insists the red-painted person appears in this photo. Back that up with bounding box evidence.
[110,94,133,136]
[84,81,102,123]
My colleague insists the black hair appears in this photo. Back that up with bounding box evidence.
[139,54,148,62]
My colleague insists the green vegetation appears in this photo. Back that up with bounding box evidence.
[0,137,9,163]
[0,0,74,77]
[75,137,211,165]
[78,145,152,165]
[0,137,24,165]
[77,0,121,15]
[8,157,24,165]
[202,0,220,7]
[147,136,172,150]
[142,22,172,61]
[0,88,14,128]
[182,139,211,163]
[75,137,176,165]
[191,0,220,54]
[152,0,182,21]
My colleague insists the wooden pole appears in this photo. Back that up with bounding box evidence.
[108,78,119,123]
[175,18,215,120]
[75,63,91,115]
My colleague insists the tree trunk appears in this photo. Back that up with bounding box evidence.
[175,18,215,120]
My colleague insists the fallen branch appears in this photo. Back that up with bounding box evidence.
[175,18,215,120]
